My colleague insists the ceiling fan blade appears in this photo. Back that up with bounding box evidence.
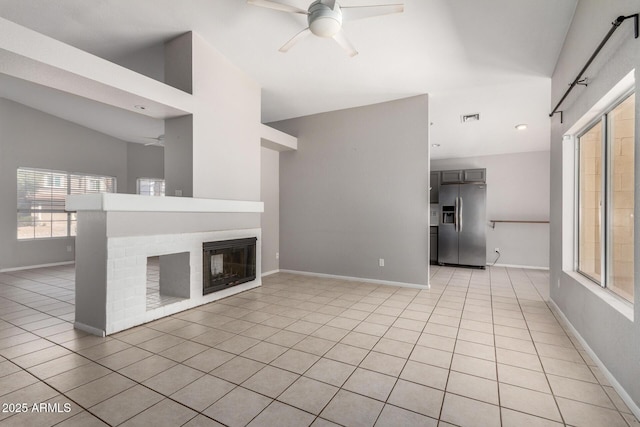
[320,0,337,10]
[247,0,308,14]
[279,28,312,52]
[341,4,404,21]
[333,30,358,57]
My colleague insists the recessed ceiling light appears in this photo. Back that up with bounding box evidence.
[515,124,528,130]
[134,105,147,110]
[431,144,441,148]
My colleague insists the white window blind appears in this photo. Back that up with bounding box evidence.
[137,178,165,196]
[17,167,116,240]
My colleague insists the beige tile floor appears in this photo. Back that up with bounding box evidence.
[0,264,638,426]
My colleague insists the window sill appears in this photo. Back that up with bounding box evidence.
[17,236,74,242]
[564,271,634,322]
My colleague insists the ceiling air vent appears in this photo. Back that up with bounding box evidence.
[461,113,480,123]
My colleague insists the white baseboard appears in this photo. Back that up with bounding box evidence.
[74,321,106,337]
[279,269,429,290]
[0,261,75,273]
[548,299,640,420]
[261,269,280,277]
[491,263,549,270]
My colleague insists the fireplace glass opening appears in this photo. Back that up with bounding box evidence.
[203,237,257,295]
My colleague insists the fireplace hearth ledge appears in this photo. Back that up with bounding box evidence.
[67,194,262,336]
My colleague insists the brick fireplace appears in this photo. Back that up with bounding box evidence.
[67,193,263,336]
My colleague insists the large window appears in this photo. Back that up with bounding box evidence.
[17,167,116,240]
[137,178,165,196]
[577,92,635,302]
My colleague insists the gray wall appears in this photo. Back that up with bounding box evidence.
[261,147,280,274]
[0,98,128,270]
[164,115,193,197]
[549,0,640,407]
[272,95,430,286]
[432,151,550,268]
[126,143,164,194]
[111,42,165,84]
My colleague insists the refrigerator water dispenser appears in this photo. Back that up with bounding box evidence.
[442,206,455,224]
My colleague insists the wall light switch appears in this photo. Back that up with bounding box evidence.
[276,252,279,259]
[379,258,385,267]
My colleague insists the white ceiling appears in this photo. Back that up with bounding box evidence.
[0,0,577,158]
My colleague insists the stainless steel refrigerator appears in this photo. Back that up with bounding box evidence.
[438,183,486,268]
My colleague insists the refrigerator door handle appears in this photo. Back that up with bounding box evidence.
[459,196,463,232]
[454,197,458,232]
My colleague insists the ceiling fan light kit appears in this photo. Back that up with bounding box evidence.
[308,1,342,37]
[248,0,403,56]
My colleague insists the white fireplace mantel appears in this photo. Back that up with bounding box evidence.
[66,193,264,213]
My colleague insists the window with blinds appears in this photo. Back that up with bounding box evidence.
[137,178,165,196]
[17,167,116,240]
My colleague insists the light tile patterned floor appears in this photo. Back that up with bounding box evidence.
[0,264,638,426]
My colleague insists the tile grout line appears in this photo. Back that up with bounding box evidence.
[0,266,637,426]
[522,269,631,424]
[435,267,472,423]
[505,267,567,426]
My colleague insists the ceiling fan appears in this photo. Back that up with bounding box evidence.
[143,134,164,146]
[247,0,404,57]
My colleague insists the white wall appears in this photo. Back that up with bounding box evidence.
[191,33,261,201]
[272,95,430,286]
[550,0,640,411]
[432,151,550,268]
[261,147,279,274]
[0,98,129,270]
[164,32,262,202]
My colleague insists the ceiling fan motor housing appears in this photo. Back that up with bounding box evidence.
[308,0,343,37]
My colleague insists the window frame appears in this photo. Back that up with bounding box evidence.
[575,117,605,285]
[574,89,635,301]
[136,177,165,197]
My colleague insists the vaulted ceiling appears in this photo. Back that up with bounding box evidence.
[0,0,577,158]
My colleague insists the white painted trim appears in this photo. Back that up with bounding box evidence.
[491,263,549,270]
[563,271,634,322]
[66,193,264,213]
[261,269,280,277]
[280,269,429,290]
[74,321,106,337]
[549,299,640,420]
[0,261,75,273]
[260,124,297,152]
[0,17,193,117]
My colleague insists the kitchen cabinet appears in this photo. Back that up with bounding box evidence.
[430,226,438,264]
[439,168,486,184]
[430,171,439,203]
[463,169,486,182]
[440,170,463,184]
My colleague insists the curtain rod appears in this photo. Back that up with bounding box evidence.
[549,13,639,123]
